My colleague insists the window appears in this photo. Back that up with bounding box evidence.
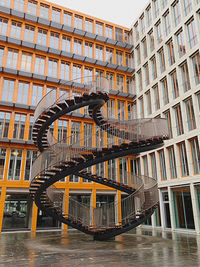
[10,21,21,39]
[58,120,68,142]
[70,121,81,145]
[158,48,166,73]
[197,92,200,112]
[192,52,200,85]
[28,115,33,140]
[167,39,175,65]
[176,30,186,58]
[6,49,18,69]
[60,61,70,80]
[184,98,196,131]
[0,0,10,7]
[142,38,147,58]
[13,113,26,140]
[85,19,93,33]
[178,142,189,176]
[146,5,152,27]
[62,35,71,52]
[74,39,82,55]
[126,77,133,94]
[85,42,93,58]
[161,0,167,9]
[183,0,192,15]
[148,30,154,52]
[168,146,177,178]
[174,104,184,135]
[153,85,160,111]
[144,63,149,86]
[115,27,123,42]
[146,90,152,115]
[31,84,43,106]
[164,110,173,138]
[161,78,169,105]
[117,75,124,92]
[187,20,198,48]
[74,16,83,30]
[0,148,7,179]
[24,25,35,43]
[17,82,29,105]
[116,50,123,65]
[35,55,45,75]
[13,0,24,12]
[96,70,103,87]
[72,64,81,80]
[107,99,115,119]
[50,32,59,49]
[139,97,144,118]
[27,0,37,16]
[0,47,3,66]
[40,4,49,19]
[46,87,56,106]
[156,21,162,43]
[170,70,179,98]
[105,25,113,39]
[153,0,159,18]
[164,11,171,36]
[0,111,10,138]
[85,67,93,83]
[128,102,134,120]
[143,156,149,176]
[150,153,157,180]
[151,56,157,80]
[37,28,47,46]
[84,123,93,147]
[173,1,181,26]
[48,58,57,78]
[125,53,132,67]
[52,8,61,23]
[8,149,23,180]
[138,70,143,91]
[158,150,167,180]
[21,52,32,72]
[0,17,8,36]
[190,138,200,174]
[181,61,191,92]
[136,45,141,66]
[106,48,113,63]
[140,15,145,35]
[1,79,14,102]
[106,72,114,91]
[117,101,125,120]
[95,45,103,61]
[63,12,72,26]
[24,150,37,180]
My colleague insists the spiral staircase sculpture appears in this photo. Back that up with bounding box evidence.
[30,77,169,241]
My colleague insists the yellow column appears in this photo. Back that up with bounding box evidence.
[31,203,38,232]
[92,188,96,227]
[117,190,122,226]
[63,188,69,231]
[0,186,6,232]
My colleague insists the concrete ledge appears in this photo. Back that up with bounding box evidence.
[25,13,37,22]
[125,44,134,50]
[18,71,32,77]
[0,100,13,106]
[117,65,128,72]
[106,39,117,45]
[84,57,96,64]
[109,90,118,95]
[73,54,85,61]
[96,60,107,67]
[107,63,117,69]
[72,82,84,88]
[127,67,135,73]
[85,32,96,39]
[96,35,107,42]
[3,67,17,75]
[62,25,74,33]
[50,21,62,29]
[61,51,73,58]
[21,41,35,49]
[7,37,21,45]
[49,47,61,55]
[0,35,6,42]
[32,74,46,80]
[116,41,126,48]
[11,9,24,18]
[15,103,29,109]
[0,6,10,14]
[35,44,48,52]
[46,77,59,83]
[59,80,72,86]
[74,29,85,36]
[38,17,50,26]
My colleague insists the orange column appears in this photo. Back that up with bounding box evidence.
[0,186,6,232]
[31,203,38,232]
[63,188,69,231]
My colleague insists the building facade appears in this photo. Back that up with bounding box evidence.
[132,0,200,233]
[0,0,135,232]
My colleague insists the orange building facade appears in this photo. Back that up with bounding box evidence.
[0,0,135,232]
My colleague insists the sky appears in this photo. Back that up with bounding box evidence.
[47,0,149,28]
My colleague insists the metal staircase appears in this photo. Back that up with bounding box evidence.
[30,77,169,240]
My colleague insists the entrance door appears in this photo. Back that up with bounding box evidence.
[162,192,171,228]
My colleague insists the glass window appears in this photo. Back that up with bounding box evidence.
[58,120,68,142]
[170,70,179,99]
[116,50,123,65]
[176,30,186,58]
[1,79,14,102]
[0,0,10,7]
[190,138,200,174]
[27,0,37,16]
[96,22,103,35]
[107,99,115,119]
[159,150,167,180]
[84,123,93,147]
[139,97,144,118]
[158,48,166,73]
[138,70,143,91]
[106,72,114,91]
[184,98,196,131]
[50,32,59,49]
[95,45,103,61]
[136,45,141,66]
[72,64,81,80]
[13,113,26,140]
[146,90,151,115]
[181,62,191,92]
[70,121,80,145]
[24,25,35,43]
[8,149,23,180]
[161,78,169,105]
[37,28,47,46]
[144,63,149,86]
[10,21,21,39]
[178,142,189,176]
[148,30,154,52]
[60,61,70,80]
[6,49,18,69]
[167,39,175,65]
[156,21,162,44]
[85,42,93,58]
[146,6,152,27]
[84,67,93,83]
[13,0,24,12]
[187,20,198,48]
[34,55,45,75]
[96,70,103,87]
[52,8,61,23]
[62,35,71,52]
[63,12,72,26]
[150,153,157,180]
[85,19,93,33]
[74,39,82,55]
[153,85,160,111]
[0,17,8,36]
[164,11,171,36]
[140,15,145,35]
[0,47,3,66]
[74,16,83,30]
[142,38,147,58]
[173,1,181,26]
[183,0,192,15]
[106,47,113,63]
[125,53,132,68]
[105,25,113,39]
[168,146,177,178]
[151,56,157,80]
[143,156,149,176]
[192,52,200,85]
[31,84,43,106]
[48,58,57,78]
[117,75,124,92]
[17,82,29,105]
[0,148,7,179]
[117,101,125,120]
[24,150,37,180]
[0,111,10,138]
[115,27,123,42]
[40,4,49,19]
[164,110,173,138]
[174,104,184,135]
[21,52,32,72]
[28,115,33,140]
[126,77,133,94]
[128,102,134,120]
[153,0,159,18]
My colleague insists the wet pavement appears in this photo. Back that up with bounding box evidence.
[0,228,200,266]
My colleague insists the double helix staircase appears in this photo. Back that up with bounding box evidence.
[30,77,169,240]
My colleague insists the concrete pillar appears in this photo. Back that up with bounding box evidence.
[190,183,200,234]
[168,187,175,231]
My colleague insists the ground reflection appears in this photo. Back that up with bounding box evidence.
[0,228,200,266]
